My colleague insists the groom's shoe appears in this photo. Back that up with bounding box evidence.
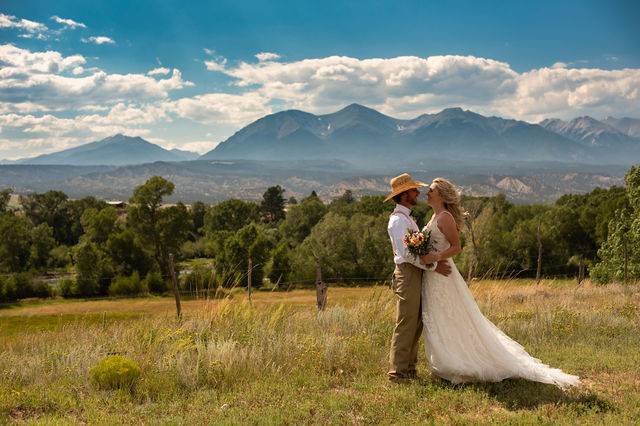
[388,374,410,384]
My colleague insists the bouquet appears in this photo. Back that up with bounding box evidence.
[403,229,435,259]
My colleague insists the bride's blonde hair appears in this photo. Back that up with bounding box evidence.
[432,178,465,231]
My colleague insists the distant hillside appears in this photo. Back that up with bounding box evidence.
[539,116,640,163]
[200,104,617,167]
[16,134,193,166]
[602,116,640,138]
[0,160,627,204]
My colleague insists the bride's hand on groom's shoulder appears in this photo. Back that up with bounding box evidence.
[434,260,452,277]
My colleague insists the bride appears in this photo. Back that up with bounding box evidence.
[418,178,580,388]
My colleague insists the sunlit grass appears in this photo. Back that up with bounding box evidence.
[1,280,639,424]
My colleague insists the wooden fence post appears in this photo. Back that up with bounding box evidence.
[247,256,253,303]
[623,234,628,284]
[536,221,543,284]
[168,253,181,319]
[315,256,327,311]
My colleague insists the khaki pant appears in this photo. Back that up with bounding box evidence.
[389,262,423,378]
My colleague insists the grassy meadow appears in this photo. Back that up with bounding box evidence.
[1,279,639,424]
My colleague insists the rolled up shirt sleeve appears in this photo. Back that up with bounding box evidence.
[388,216,428,271]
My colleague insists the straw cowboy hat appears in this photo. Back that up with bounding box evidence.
[384,173,428,202]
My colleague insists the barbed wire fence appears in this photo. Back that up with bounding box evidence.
[1,252,637,312]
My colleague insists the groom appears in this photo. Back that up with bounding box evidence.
[385,173,451,382]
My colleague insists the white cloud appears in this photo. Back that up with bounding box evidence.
[255,52,280,62]
[207,54,639,121]
[204,57,227,72]
[147,67,170,76]
[50,15,86,29]
[0,13,47,33]
[156,139,217,154]
[166,92,271,125]
[82,36,115,45]
[0,45,193,112]
[203,48,216,56]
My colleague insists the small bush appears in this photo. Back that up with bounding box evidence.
[0,276,17,302]
[30,280,52,298]
[181,239,209,259]
[57,278,76,298]
[143,271,167,294]
[108,272,147,296]
[90,355,141,391]
[49,245,72,268]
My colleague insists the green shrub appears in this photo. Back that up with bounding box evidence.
[29,280,51,298]
[143,271,167,294]
[57,278,76,298]
[90,355,141,390]
[0,276,17,302]
[108,272,147,296]
[49,245,72,268]
[181,239,208,259]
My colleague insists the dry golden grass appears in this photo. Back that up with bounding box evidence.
[1,279,639,424]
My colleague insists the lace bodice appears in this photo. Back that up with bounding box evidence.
[423,213,451,253]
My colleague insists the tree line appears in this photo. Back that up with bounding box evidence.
[1,165,638,302]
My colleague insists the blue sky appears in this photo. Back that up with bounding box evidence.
[1,0,639,159]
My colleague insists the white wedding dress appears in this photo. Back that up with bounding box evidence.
[421,212,580,388]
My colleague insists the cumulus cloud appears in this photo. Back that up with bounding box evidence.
[0,13,47,33]
[204,57,227,72]
[255,52,280,62]
[0,102,167,158]
[50,15,86,29]
[147,67,170,76]
[82,36,115,45]
[0,45,193,112]
[166,92,271,125]
[204,54,639,121]
[156,139,218,154]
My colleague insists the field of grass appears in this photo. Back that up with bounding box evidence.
[1,279,639,424]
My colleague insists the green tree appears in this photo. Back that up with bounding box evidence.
[73,240,103,296]
[20,190,70,244]
[0,188,12,214]
[190,201,207,236]
[127,177,190,275]
[280,195,327,246]
[291,212,392,281]
[592,165,640,283]
[81,207,119,244]
[203,199,260,234]
[260,185,286,223]
[0,214,31,272]
[106,229,154,277]
[29,223,56,270]
[218,223,272,288]
[268,242,292,286]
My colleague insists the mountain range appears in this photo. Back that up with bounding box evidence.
[5,104,639,169]
[13,134,199,166]
[202,104,640,167]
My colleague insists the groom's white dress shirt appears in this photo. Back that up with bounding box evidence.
[388,204,436,271]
